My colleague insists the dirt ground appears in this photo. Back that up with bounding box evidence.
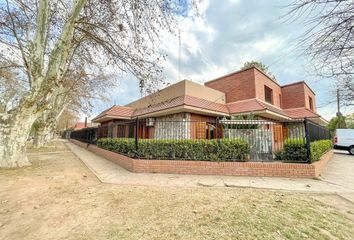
[0,140,353,240]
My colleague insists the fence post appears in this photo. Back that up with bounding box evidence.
[215,117,219,140]
[304,118,311,163]
[135,118,139,156]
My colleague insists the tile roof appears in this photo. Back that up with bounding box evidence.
[283,108,320,119]
[227,99,320,119]
[92,105,134,121]
[92,97,320,121]
[73,122,95,129]
[183,95,229,114]
[227,99,288,117]
[133,95,229,116]
[227,99,265,114]
[74,122,87,130]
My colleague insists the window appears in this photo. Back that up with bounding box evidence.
[117,125,125,137]
[309,96,313,111]
[128,125,135,138]
[264,86,273,104]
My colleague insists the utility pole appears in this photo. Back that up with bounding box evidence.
[336,89,346,128]
[178,28,181,82]
[336,89,341,117]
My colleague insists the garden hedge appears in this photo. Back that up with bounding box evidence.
[275,138,332,162]
[310,140,332,162]
[97,138,250,162]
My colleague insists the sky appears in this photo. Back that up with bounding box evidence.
[88,0,354,121]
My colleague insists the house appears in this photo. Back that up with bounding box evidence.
[70,122,97,130]
[92,67,327,141]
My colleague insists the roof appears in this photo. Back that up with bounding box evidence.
[92,105,134,122]
[74,122,87,130]
[92,95,229,122]
[283,107,320,119]
[92,95,324,123]
[74,122,95,130]
[227,99,288,117]
[226,99,321,119]
[133,95,229,117]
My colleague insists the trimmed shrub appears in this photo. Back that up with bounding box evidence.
[282,138,307,162]
[310,140,332,162]
[97,138,137,157]
[274,150,284,161]
[275,138,332,162]
[97,138,250,162]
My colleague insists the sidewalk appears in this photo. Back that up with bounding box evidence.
[65,141,354,201]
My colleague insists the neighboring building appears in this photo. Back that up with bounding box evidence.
[70,122,97,130]
[92,67,327,140]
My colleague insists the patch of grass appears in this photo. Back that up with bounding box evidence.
[0,140,353,240]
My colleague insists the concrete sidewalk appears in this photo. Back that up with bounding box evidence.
[65,141,354,200]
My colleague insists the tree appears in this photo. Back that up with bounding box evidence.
[0,0,198,168]
[56,109,79,132]
[327,115,347,133]
[287,0,354,106]
[241,61,276,81]
[32,65,113,148]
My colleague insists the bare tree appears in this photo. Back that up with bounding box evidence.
[0,0,198,167]
[287,0,354,105]
[56,109,79,131]
[32,66,113,148]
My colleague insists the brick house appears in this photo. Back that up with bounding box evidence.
[92,67,327,141]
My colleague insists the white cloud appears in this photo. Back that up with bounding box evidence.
[90,0,353,121]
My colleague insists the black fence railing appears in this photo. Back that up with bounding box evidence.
[69,118,331,163]
[70,127,98,143]
[306,118,331,141]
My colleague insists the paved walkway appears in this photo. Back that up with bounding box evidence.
[65,141,354,201]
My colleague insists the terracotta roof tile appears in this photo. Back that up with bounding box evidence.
[92,105,134,121]
[93,97,321,122]
[133,95,229,116]
[183,95,229,113]
[283,108,319,119]
[227,99,290,117]
[133,96,185,116]
[227,99,265,114]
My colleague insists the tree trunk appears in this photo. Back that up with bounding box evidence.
[33,122,57,148]
[0,113,36,168]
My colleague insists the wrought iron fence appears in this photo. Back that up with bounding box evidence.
[69,117,331,163]
[70,127,98,143]
[306,118,331,141]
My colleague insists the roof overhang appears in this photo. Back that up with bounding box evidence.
[92,115,131,123]
[307,116,329,126]
[135,105,229,118]
[230,109,291,121]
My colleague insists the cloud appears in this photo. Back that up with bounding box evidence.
[88,0,354,121]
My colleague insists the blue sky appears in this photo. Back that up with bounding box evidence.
[88,0,353,121]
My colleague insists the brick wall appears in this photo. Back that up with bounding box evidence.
[205,68,256,103]
[281,83,306,109]
[254,71,282,108]
[304,84,316,112]
[71,140,333,178]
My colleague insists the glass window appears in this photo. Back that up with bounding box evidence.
[264,86,273,104]
[309,96,313,111]
[128,125,135,138]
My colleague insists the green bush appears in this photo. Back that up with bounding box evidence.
[275,138,332,162]
[97,138,250,162]
[282,138,307,162]
[274,150,284,161]
[310,140,332,162]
